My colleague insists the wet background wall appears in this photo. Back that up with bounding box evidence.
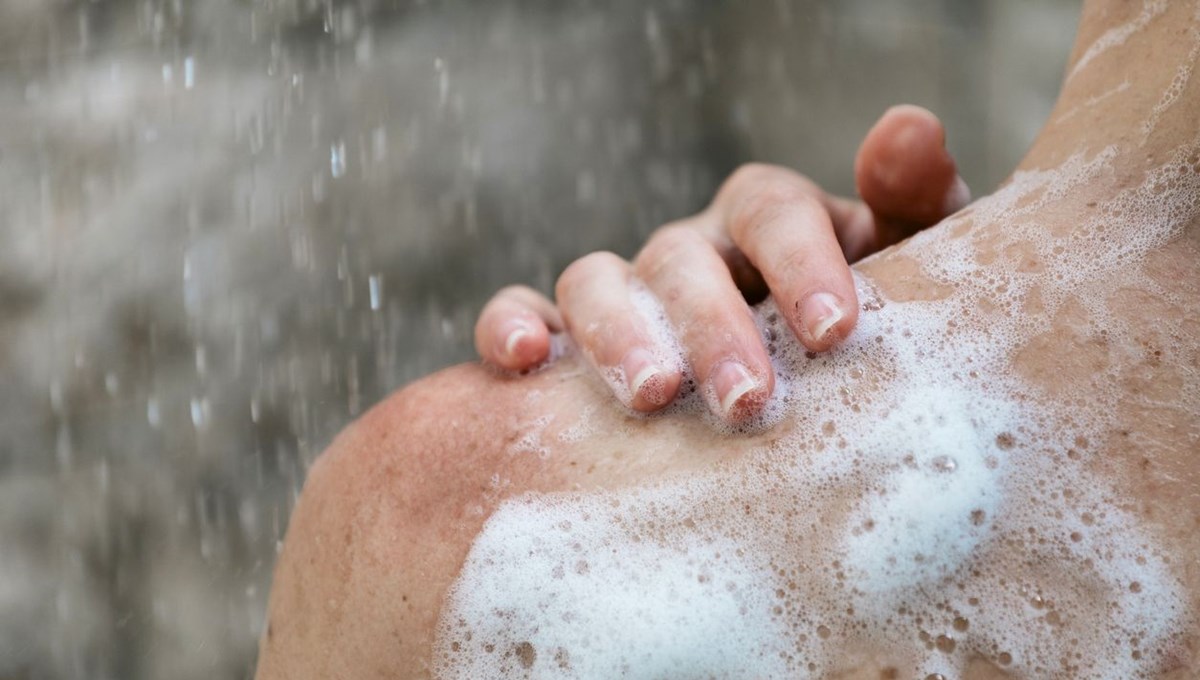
[0,1,1077,678]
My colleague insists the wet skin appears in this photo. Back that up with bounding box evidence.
[254,184,1200,680]
[256,1,1200,677]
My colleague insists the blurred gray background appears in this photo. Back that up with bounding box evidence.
[0,1,1077,678]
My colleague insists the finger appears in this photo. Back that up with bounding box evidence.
[717,163,860,352]
[667,211,773,304]
[474,285,560,371]
[700,106,969,267]
[634,226,773,423]
[853,104,970,251]
[555,252,683,411]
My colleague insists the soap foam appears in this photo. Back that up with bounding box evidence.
[1068,0,1167,80]
[1142,7,1200,136]
[438,493,789,678]
[587,282,688,409]
[436,143,1200,677]
[841,385,1006,594]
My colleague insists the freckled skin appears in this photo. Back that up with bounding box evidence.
[256,1,1200,678]
[258,224,1200,680]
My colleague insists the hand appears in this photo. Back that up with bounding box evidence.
[475,105,968,421]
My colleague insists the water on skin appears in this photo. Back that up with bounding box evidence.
[436,143,1200,678]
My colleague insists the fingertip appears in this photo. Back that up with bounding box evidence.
[476,310,547,371]
[708,358,774,424]
[796,290,859,352]
[628,367,683,412]
[856,104,959,226]
[859,105,946,171]
[621,347,682,412]
[504,321,552,369]
[882,103,942,131]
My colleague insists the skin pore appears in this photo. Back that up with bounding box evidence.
[255,1,1200,678]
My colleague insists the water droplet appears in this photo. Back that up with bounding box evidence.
[147,398,161,428]
[372,126,388,162]
[434,57,449,109]
[97,458,110,494]
[368,275,382,311]
[190,397,210,429]
[331,142,346,178]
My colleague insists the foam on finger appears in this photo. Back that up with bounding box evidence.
[435,143,1200,678]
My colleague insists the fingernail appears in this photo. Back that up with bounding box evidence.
[942,174,971,214]
[711,360,760,420]
[622,347,668,406]
[801,292,845,344]
[501,322,532,358]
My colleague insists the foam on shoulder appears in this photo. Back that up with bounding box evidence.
[435,145,1200,677]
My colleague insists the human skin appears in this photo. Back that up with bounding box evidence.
[473,104,967,421]
[255,1,1200,678]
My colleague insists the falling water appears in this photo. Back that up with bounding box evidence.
[0,1,1075,677]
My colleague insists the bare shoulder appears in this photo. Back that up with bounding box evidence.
[254,351,775,679]
[254,362,575,680]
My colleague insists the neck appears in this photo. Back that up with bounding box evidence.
[1019,0,1200,179]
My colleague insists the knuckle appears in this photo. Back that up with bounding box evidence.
[556,251,623,300]
[497,283,537,300]
[724,162,776,191]
[498,284,553,315]
[635,226,707,277]
[729,178,818,242]
[723,162,816,199]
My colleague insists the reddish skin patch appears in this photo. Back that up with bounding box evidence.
[257,364,573,680]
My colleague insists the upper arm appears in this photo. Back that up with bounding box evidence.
[254,364,554,680]
[253,356,778,679]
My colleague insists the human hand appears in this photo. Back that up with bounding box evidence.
[475,105,968,421]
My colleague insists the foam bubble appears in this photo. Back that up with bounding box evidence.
[842,385,1006,594]
[435,142,1200,678]
[438,495,789,678]
[584,282,688,409]
[1068,0,1167,80]
[1141,6,1200,135]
